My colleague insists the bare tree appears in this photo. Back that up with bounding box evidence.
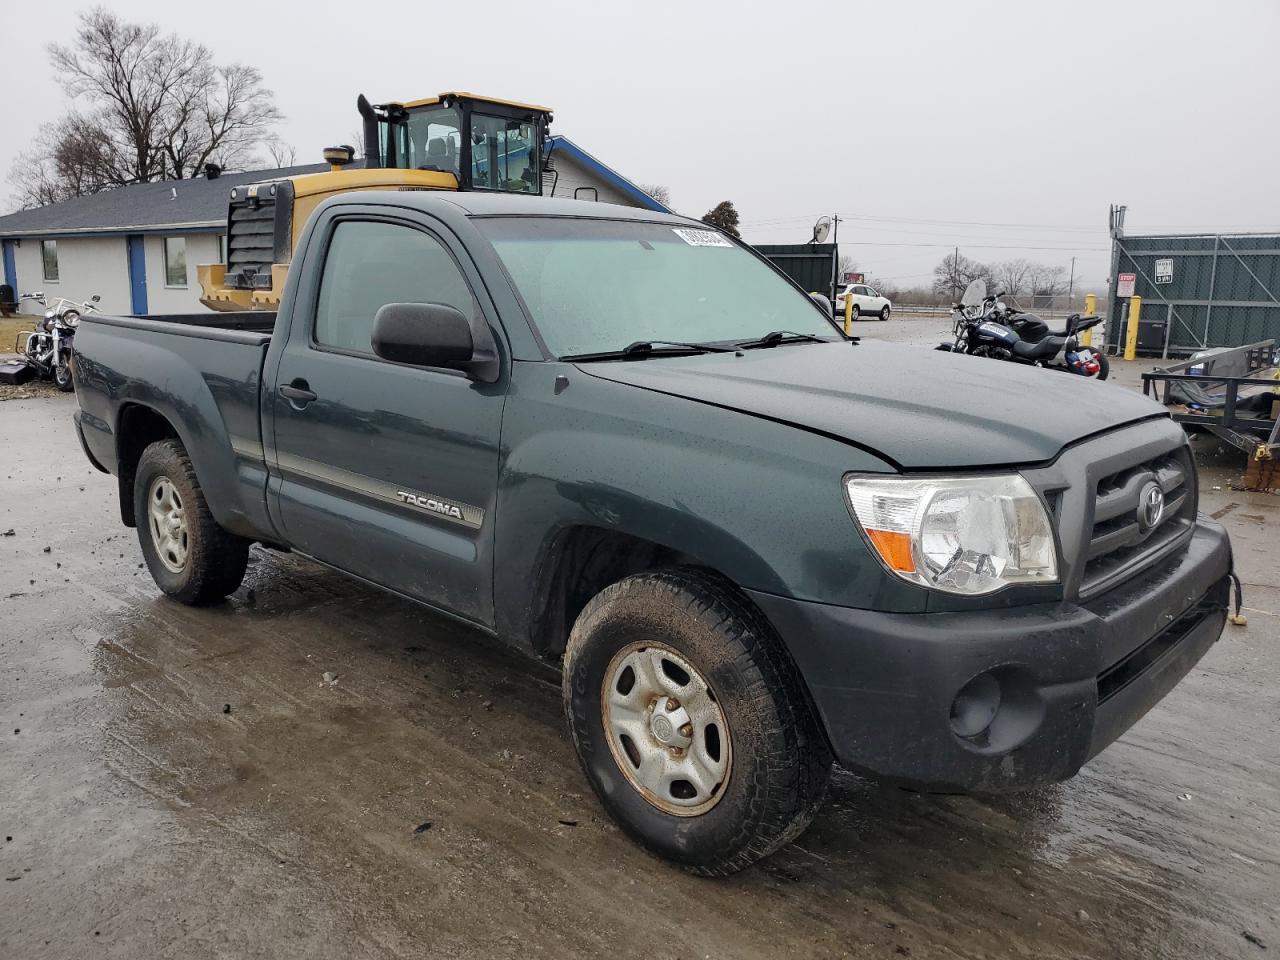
[10,7,283,205]
[346,131,366,160]
[155,60,283,177]
[8,113,116,207]
[932,250,989,301]
[638,183,672,207]
[991,258,1033,299]
[701,200,741,238]
[265,139,298,168]
[838,254,860,279]
[1027,263,1069,298]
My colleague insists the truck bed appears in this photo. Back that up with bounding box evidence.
[94,311,277,338]
[74,310,279,542]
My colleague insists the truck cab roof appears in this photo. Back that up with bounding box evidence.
[345,190,699,224]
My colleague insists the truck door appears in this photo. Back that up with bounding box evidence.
[267,211,506,627]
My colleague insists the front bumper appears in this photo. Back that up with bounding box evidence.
[749,517,1232,793]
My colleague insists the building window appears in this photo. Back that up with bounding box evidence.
[41,240,59,282]
[163,237,187,287]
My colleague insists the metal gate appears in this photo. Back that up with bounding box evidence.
[754,243,837,302]
[1105,207,1280,357]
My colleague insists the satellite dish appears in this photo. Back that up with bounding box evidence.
[811,216,832,244]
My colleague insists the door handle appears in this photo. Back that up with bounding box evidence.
[279,379,318,405]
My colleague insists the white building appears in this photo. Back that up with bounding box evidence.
[0,137,670,317]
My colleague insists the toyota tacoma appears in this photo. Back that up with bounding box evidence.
[71,193,1234,875]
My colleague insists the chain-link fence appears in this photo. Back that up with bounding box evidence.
[1105,227,1280,357]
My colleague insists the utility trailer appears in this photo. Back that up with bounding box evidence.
[1142,340,1280,488]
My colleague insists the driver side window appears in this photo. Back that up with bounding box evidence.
[313,220,477,357]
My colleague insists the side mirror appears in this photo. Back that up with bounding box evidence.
[809,292,833,315]
[371,302,474,370]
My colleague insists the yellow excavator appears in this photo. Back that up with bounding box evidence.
[198,92,553,311]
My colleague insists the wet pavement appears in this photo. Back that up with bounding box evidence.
[1,364,1277,958]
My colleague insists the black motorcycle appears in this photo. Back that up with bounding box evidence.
[15,292,100,392]
[937,280,1108,380]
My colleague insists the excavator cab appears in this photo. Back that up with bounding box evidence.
[198,92,553,311]
[363,92,552,194]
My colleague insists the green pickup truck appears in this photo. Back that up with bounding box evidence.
[72,193,1233,875]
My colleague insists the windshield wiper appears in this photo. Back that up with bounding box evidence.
[561,340,737,362]
[736,330,831,349]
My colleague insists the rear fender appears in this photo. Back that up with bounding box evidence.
[74,327,273,541]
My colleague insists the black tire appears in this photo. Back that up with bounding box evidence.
[849,304,861,321]
[563,568,832,876]
[879,306,891,321]
[134,439,249,604]
[1094,353,1110,381]
[54,355,74,392]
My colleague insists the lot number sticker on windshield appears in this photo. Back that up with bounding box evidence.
[672,228,733,247]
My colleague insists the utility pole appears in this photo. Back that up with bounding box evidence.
[831,214,842,302]
[1068,256,1076,311]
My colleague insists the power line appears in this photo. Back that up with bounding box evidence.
[839,240,1108,252]
[740,211,1104,231]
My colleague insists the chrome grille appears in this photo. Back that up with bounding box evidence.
[1079,446,1195,596]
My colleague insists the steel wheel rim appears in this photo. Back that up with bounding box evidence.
[148,475,189,574]
[601,642,732,816]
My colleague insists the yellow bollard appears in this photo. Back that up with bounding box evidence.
[1124,295,1141,361]
[844,288,854,336]
[1081,293,1097,346]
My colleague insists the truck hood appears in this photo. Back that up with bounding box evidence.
[576,340,1166,469]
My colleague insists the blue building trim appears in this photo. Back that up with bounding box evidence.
[0,224,221,242]
[126,235,148,315]
[546,137,672,213]
[1,239,16,294]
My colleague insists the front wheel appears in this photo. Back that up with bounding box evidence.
[563,568,831,875]
[53,354,74,392]
[879,306,891,321]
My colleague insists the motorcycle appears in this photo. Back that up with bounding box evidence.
[15,292,100,392]
[936,279,1108,380]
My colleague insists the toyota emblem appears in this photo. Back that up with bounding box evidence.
[1137,481,1165,532]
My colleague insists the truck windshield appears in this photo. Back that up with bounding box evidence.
[477,218,840,357]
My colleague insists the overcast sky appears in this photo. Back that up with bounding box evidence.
[4,0,1278,291]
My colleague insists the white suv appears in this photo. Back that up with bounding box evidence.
[835,283,892,321]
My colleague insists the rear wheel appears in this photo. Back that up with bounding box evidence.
[563,568,831,875]
[849,304,861,321]
[879,306,891,321]
[134,439,249,604]
[1094,353,1110,381]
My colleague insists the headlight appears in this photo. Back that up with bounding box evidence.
[843,474,1058,595]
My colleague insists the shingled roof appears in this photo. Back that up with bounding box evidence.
[0,163,329,238]
[0,135,670,238]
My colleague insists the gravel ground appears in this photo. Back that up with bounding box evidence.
[0,345,1276,959]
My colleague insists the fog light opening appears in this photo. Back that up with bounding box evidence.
[950,672,1002,739]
